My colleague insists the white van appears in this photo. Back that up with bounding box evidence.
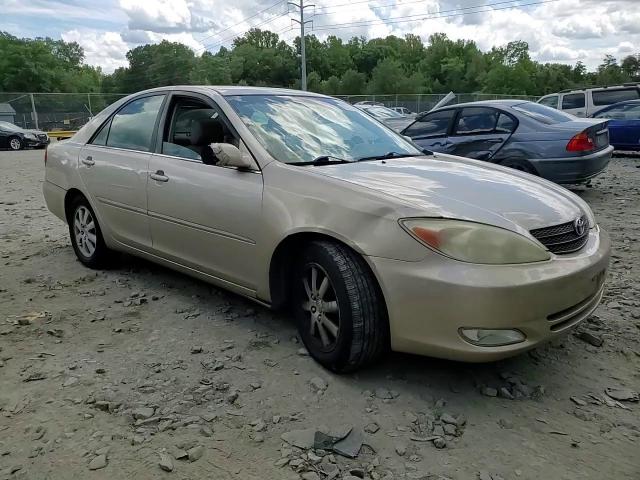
[538,84,640,117]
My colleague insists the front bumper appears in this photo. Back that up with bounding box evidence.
[24,135,50,148]
[368,228,611,362]
[531,145,613,184]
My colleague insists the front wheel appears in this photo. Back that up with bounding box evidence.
[293,241,389,373]
[68,196,112,268]
[8,137,22,151]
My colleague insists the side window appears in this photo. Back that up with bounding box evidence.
[161,96,239,165]
[405,109,455,138]
[592,88,640,106]
[454,107,499,135]
[539,96,558,109]
[496,113,517,133]
[562,93,585,110]
[106,95,165,152]
[90,119,111,146]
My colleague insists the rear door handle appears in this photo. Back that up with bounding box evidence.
[150,170,169,182]
[81,156,95,166]
[487,138,504,144]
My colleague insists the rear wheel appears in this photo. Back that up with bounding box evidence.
[68,196,112,268]
[293,240,389,373]
[8,137,22,151]
[500,158,536,175]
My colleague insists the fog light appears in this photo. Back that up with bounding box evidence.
[459,328,526,347]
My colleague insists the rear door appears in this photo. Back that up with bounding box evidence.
[402,108,456,152]
[78,93,166,250]
[446,107,516,160]
[560,92,586,117]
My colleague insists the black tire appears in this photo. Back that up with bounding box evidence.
[500,158,537,175]
[67,196,112,269]
[8,136,22,151]
[292,240,389,373]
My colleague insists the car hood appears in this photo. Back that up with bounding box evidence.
[25,129,47,135]
[311,154,587,235]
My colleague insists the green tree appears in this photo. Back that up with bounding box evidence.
[340,69,366,94]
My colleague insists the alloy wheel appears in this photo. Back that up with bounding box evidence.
[73,206,97,258]
[301,263,341,351]
[9,138,21,150]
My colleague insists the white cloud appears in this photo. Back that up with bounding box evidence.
[11,0,640,74]
[61,30,129,72]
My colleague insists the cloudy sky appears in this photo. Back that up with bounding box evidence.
[2,0,638,73]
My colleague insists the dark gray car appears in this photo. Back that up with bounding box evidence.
[401,100,613,184]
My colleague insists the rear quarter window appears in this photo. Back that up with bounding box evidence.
[562,93,586,109]
[592,88,640,106]
[512,102,575,125]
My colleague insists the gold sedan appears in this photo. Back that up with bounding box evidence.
[43,86,610,372]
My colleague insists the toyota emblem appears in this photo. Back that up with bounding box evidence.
[574,217,586,236]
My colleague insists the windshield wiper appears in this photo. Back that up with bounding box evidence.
[291,155,356,166]
[356,151,424,162]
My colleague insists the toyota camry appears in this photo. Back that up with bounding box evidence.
[43,86,610,372]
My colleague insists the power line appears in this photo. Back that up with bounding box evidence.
[194,0,286,44]
[311,0,559,32]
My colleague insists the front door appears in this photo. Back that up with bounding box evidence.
[78,93,166,249]
[446,107,515,161]
[146,93,263,290]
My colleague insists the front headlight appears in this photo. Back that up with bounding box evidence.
[400,218,551,264]
[25,133,37,139]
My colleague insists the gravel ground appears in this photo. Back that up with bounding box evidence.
[0,148,639,480]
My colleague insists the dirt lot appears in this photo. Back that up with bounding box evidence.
[0,149,638,480]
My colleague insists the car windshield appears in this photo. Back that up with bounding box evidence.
[364,106,403,118]
[0,121,21,132]
[226,95,421,164]
[512,102,575,125]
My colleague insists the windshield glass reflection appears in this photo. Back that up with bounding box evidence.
[226,95,421,164]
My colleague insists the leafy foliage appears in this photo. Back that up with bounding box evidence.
[1,30,639,97]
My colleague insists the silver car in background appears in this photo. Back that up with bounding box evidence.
[43,86,610,372]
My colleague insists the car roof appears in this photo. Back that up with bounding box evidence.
[128,85,331,98]
[432,99,528,111]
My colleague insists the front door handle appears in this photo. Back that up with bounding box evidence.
[150,170,169,182]
[81,156,95,166]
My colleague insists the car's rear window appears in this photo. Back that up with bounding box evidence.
[512,102,575,124]
[592,88,640,106]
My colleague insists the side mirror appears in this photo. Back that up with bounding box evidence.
[210,143,255,170]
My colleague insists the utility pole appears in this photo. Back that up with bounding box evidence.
[288,0,314,90]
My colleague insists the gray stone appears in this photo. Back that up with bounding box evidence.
[281,429,316,449]
[187,445,204,462]
[364,422,380,434]
[605,387,639,402]
[481,387,498,397]
[395,444,407,456]
[374,388,393,400]
[440,413,456,425]
[133,407,155,420]
[443,423,457,436]
[88,454,107,470]
[300,472,320,480]
[570,396,587,406]
[158,452,174,472]
[433,437,446,449]
[309,377,327,393]
[499,387,514,400]
[574,331,603,347]
[191,346,203,354]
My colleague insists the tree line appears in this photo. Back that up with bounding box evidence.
[2,29,640,96]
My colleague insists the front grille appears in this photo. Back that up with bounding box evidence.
[530,215,589,254]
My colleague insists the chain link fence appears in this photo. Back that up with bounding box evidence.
[335,93,539,113]
[0,93,127,131]
[0,92,540,132]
